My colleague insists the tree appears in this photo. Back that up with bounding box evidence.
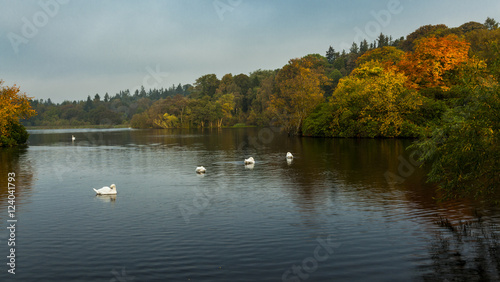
[0,80,36,146]
[170,95,189,126]
[153,113,180,128]
[356,46,405,67]
[326,46,339,64]
[329,61,422,137]
[412,85,500,200]
[216,93,235,127]
[233,73,251,113]
[84,95,93,111]
[466,28,500,81]
[398,34,471,91]
[249,71,276,126]
[485,17,499,31]
[190,74,220,99]
[400,24,449,51]
[359,39,369,54]
[377,33,389,48]
[269,56,329,135]
[349,42,359,54]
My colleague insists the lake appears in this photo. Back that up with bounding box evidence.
[1,128,499,281]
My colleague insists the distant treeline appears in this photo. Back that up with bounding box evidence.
[23,84,191,127]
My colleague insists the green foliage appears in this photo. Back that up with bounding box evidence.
[0,120,29,147]
[485,17,499,30]
[356,46,404,66]
[130,111,151,128]
[302,103,334,137]
[412,85,500,200]
[399,24,449,51]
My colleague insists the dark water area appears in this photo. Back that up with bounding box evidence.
[0,127,499,281]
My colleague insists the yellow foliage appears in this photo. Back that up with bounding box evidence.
[331,61,422,137]
[153,113,179,128]
[0,80,36,138]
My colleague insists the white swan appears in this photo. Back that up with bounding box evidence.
[244,157,255,164]
[286,152,293,159]
[72,135,75,141]
[93,184,117,195]
[196,166,206,174]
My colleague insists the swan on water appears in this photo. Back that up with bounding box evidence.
[93,184,117,195]
[196,166,206,174]
[286,152,293,159]
[244,157,255,164]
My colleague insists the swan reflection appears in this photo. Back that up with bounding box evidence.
[95,194,117,203]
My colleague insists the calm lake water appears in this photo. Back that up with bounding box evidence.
[1,128,499,281]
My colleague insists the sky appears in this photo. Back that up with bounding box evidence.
[1,0,499,102]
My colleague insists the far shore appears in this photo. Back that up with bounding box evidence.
[24,124,258,130]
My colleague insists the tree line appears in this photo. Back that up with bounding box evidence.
[20,19,499,135]
[4,18,499,199]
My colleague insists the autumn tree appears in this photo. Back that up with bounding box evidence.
[215,73,239,121]
[466,27,500,80]
[248,70,276,126]
[153,113,180,128]
[0,81,36,146]
[399,24,449,51]
[398,34,471,91]
[269,56,329,135]
[328,61,422,137]
[215,94,235,127]
[356,46,405,67]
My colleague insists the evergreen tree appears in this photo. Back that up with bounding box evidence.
[349,42,359,54]
[326,46,339,64]
[360,39,369,53]
[84,95,93,111]
[176,83,183,95]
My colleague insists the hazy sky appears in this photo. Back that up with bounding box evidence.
[1,0,498,102]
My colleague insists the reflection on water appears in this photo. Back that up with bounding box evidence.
[0,127,497,281]
[0,147,34,217]
[95,194,117,204]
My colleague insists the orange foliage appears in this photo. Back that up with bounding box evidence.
[398,34,471,90]
[0,80,36,138]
